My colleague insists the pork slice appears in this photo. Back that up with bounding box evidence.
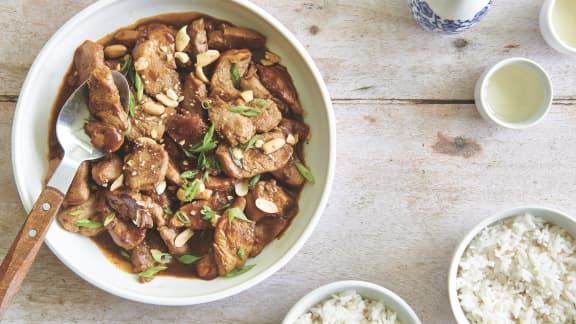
[157,226,191,255]
[124,137,168,191]
[171,201,210,230]
[213,212,255,276]
[245,179,296,222]
[249,98,282,133]
[204,176,235,191]
[210,49,251,101]
[131,241,155,274]
[196,252,219,280]
[132,23,180,97]
[258,64,303,116]
[166,158,184,186]
[180,72,208,115]
[126,103,175,142]
[106,190,163,229]
[74,40,105,84]
[92,154,122,186]
[216,138,293,179]
[240,65,272,99]
[58,191,109,236]
[207,25,265,51]
[250,217,288,257]
[208,99,255,147]
[166,113,208,148]
[88,65,129,131]
[64,161,90,206]
[271,156,305,188]
[105,216,147,250]
[188,18,208,56]
[85,121,124,154]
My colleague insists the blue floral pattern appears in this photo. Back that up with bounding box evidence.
[408,0,494,33]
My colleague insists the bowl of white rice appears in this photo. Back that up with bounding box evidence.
[282,280,421,324]
[449,206,576,323]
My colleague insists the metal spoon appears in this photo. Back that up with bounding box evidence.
[0,71,129,316]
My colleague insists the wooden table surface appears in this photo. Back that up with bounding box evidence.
[2,0,576,323]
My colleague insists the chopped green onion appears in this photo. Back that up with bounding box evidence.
[186,124,217,154]
[177,255,202,265]
[176,211,191,225]
[138,266,167,278]
[76,219,102,229]
[119,249,130,259]
[124,118,132,136]
[231,63,241,88]
[128,90,136,117]
[120,55,133,77]
[201,99,213,110]
[180,170,199,180]
[163,204,173,215]
[237,246,245,259]
[134,71,144,102]
[218,202,232,211]
[295,163,315,184]
[256,99,267,107]
[249,175,261,189]
[227,207,251,225]
[182,179,202,202]
[227,264,255,278]
[150,249,172,264]
[103,213,116,227]
[229,106,261,117]
[243,135,258,152]
[70,209,83,216]
[201,205,216,221]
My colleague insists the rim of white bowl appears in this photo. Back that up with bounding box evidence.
[11,0,336,305]
[541,0,576,55]
[448,205,576,323]
[474,57,553,130]
[283,280,422,324]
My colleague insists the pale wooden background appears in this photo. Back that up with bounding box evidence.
[2,0,576,323]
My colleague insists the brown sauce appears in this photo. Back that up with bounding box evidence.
[49,12,306,280]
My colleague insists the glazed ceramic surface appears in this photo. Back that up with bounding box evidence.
[408,0,494,33]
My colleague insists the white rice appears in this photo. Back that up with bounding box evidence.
[294,290,401,324]
[457,213,576,323]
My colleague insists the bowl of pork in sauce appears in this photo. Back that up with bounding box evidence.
[12,0,334,305]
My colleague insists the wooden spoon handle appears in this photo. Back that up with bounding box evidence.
[0,187,64,317]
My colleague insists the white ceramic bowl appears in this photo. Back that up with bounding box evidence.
[540,0,576,56]
[11,0,335,305]
[474,57,553,129]
[283,281,422,324]
[448,206,576,323]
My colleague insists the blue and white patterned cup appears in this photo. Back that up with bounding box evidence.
[408,0,494,34]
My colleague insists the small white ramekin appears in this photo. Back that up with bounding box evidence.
[540,0,576,56]
[474,57,553,129]
[283,280,422,324]
[448,206,576,323]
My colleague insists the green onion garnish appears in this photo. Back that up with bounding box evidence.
[229,106,261,117]
[227,264,255,278]
[138,266,167,278]
[295,162,315,184]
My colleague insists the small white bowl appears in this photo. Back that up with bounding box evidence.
[448,206,576,323]
[283,280,422,324]
[540,0,576,56]
[474,57,553,129]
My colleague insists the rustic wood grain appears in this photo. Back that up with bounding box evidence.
[1,0,576,323]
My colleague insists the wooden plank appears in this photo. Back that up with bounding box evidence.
[0,0,575,100]
[3,100,576,322]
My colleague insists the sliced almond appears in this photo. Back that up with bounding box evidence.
[155,181,166,195]
[174,51,190,64]
[255,198,279,214]
[196,50,220,67]
[166,88,179,101]
[286,133,298,145]
[110,174,124,192]
[175,26,190,52]
[262,138,286,154]
[174,228,194,248]
[240,90,254,103]
[104,44,128,59]
[231,148,244,161]
[195,65,209,84]
[156,93,179,108]
[142,101,165,115]
[254,139,265,148]
[234,180,249,197]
